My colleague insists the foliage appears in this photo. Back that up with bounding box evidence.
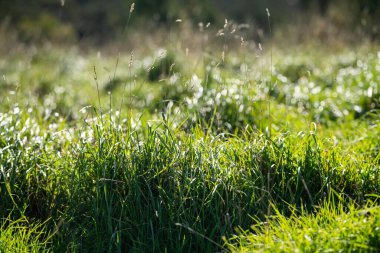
[2,0,380,42]
[226,201,380,253]
[0,216,50,253]
[0,25,379,252]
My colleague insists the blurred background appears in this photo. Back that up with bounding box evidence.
[1,0,379,45]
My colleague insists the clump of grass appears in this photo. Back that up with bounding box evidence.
[2,105,378,252]
[226,200,380,252]
[146,49,181,82]
[0,216,50,252]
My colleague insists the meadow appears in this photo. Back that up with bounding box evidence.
[0,20,379,252]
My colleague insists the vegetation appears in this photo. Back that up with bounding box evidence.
[0,4,380,252]
[1,0,380,42]
[227,202,380,252]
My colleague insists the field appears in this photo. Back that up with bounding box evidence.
[0,23,379,252]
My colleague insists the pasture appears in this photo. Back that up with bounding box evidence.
[0,18,379,252]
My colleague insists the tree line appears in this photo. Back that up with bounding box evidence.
[0,0,379,42]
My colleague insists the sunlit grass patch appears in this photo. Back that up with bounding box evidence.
[226,201,380,253]
[0,216,50,253]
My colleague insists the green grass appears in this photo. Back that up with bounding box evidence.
[226,200,380,252]
[0,29,379,252]
[0,215,50,252]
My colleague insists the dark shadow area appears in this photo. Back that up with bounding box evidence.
[1,0,380,44]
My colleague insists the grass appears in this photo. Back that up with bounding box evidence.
[226,200,380,252]
[0,25,379,252]
[0,215,50,252]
